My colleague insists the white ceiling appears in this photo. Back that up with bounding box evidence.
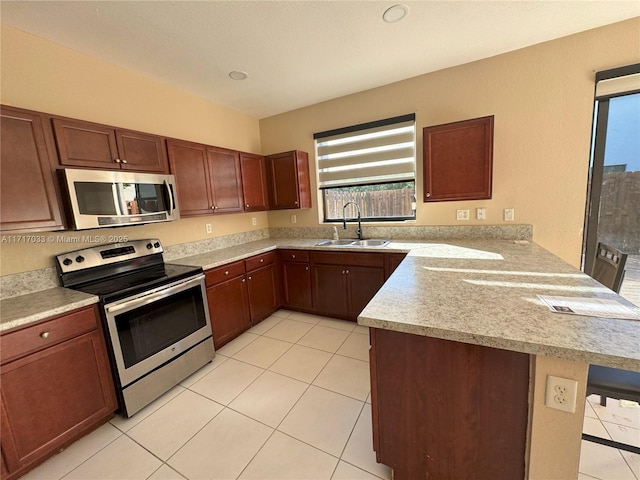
[1,1,638,119]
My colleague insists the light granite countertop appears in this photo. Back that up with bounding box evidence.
[1,288,98,332]
[3,238,639,373]
[358,240,640,371]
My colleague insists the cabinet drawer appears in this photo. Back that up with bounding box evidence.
[279,249,309,263]
[245,251,276,272]
[311,251,384,268]
[205,261,245,287]
[0,306,99,364]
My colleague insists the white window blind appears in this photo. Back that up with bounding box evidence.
[315,114,416,188]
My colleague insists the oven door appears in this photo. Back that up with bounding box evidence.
[103,274,212,388]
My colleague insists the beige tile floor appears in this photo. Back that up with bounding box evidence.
[19,309,640,480]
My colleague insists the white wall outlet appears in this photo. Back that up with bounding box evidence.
[545,375,578,413]
[205,223,212,234]
[504,208,515,221]
[456,209,470,221]
[476,208,486,220]
[290,214,297,224]
[251,217,257,226]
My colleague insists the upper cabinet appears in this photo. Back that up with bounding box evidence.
[0,106,65,233]
[52,118,169,173]
[239,152,268,212]
[167,139,244,217]
[265,150,311,210]
[423,115,493,202]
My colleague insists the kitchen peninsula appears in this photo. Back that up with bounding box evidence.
[2,236,639,480]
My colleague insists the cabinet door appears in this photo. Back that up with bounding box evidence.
[347,266,385,319]
[423,115,493,202]
[167,139,214,216]
[384,252,407,279]
[115,130,169,173]
[312,264,349,318]
[0,330,116,475]
[246,264,278,323]
[281,261,313,311]
[207,147,244,214]
[239,152,268,211]
[266,150,311,209]
[52,118,119,169]
[0,107,64,233]
[206,275,250,349]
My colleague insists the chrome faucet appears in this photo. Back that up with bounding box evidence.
[342,201,363,240]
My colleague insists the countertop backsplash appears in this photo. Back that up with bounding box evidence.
[0,225,530,301]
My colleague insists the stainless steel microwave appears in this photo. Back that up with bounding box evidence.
[61,168,179,230]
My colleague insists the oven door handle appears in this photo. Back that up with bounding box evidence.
[105,274,204,315]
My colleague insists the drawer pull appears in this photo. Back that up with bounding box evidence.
[225,270,229,275]
[292,254,296,259]
[40,332,50,339]
[260,258,264,263]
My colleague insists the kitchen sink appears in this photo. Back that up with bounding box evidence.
[315,239,390,248]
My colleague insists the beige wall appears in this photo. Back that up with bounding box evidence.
[0,25,266,275]
[261,18,640,267]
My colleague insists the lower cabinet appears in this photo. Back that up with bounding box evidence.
[0,306,117,480]
[310,251,386,321]
[279,250,313,312]
[205,252,278,349]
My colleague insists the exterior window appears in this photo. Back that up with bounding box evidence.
[314,114,416,222]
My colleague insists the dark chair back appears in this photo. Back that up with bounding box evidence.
[591,243,627,293]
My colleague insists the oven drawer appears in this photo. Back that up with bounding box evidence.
[205,261,246,287]
[245,251,276,272]
[1,306,99,364]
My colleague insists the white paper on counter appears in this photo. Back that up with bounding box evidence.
[537,295,640,321]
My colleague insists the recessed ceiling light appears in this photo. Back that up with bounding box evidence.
[228,71,248,80]
[383,4,409,23]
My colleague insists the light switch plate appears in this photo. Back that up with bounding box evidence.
[504,208,515,221]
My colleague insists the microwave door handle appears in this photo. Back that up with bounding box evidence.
[112,183,125,216]
[163,180,174,216]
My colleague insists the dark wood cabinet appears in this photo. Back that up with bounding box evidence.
[239,152,269,212]
[0,306,117,480]
[167,140,244,217]
[265,150,311,210]
[245,252,278,323]
[423,115,493,202]
[205,252,278,348]
[207,147,244,214]
[369,328,529,480]
[384,252,407,279]
[52,118,168,172]
[279,250,313,311]
[0,106,65,233]
[311,251,385,321]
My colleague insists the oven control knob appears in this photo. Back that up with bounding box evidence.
[146,243,153,249]
[153,242,160,248]
[75,255,85,263]
[62,258,73,266]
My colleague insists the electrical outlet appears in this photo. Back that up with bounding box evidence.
[545,375,578,413]
[290,214,297,224]
[205,223,212,234]
[251,217,257,226]
[476,208,486,220]
[456,209,470,221]
[504,208,515,221]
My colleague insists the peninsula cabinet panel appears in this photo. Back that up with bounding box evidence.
[207,147,244,214]
[0,306,116,480]
[423,115,493,202]
[52,118,168,172]
[167,139,213,216]
[239,152,269,212]
[266,150,311,210]
[0,106,64,233]
[346,266,386,318]
[370,328,529,480]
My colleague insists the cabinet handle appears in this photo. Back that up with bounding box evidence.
[121,159,128,164]
[294,201,298,205]
[248,276,252,280]
[40,332,50,339]
[292,254,296,259]
[342,270,345,275]
[114,158,121,163]
[260,258,264,263]
[246,204,250,208]
[305,266,309,271]
[425,192,431,198]
[211,206,216,210]
[242,278,246,283]
[345,269,350,274]
[224,270,229,275]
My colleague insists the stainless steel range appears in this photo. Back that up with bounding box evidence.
[56,239,214,417]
